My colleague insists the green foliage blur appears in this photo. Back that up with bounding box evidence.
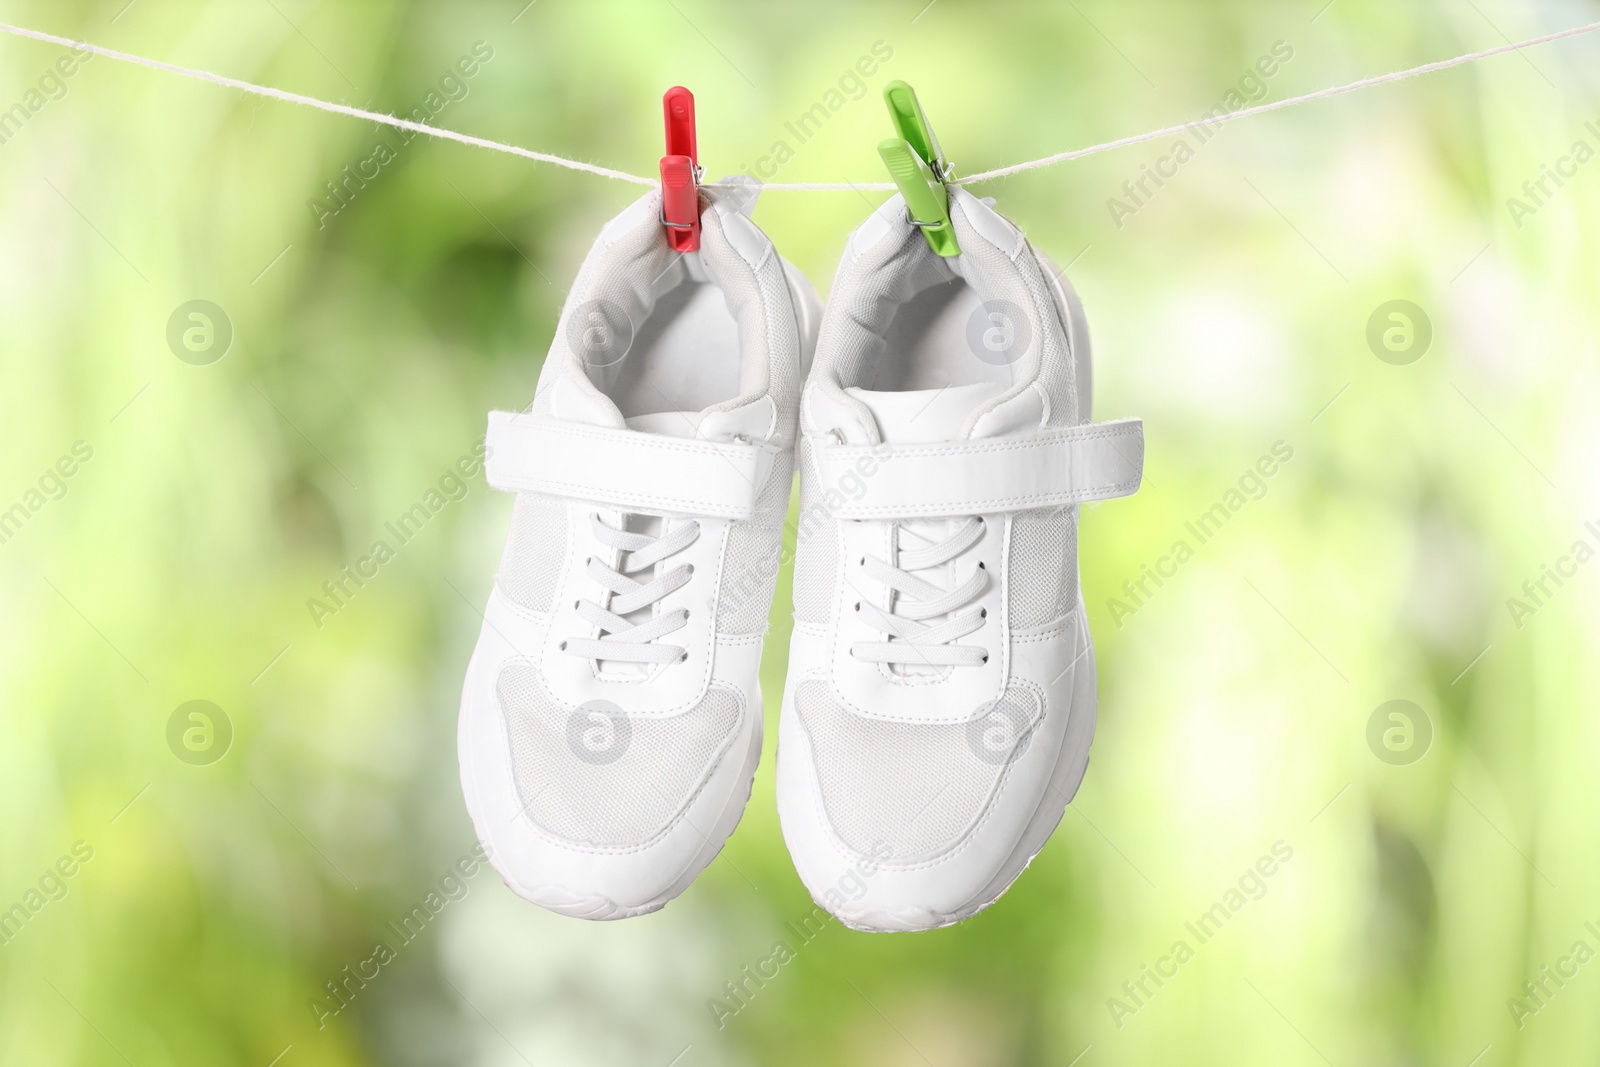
[2,0,1598,1063]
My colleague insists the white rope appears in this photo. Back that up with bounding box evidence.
[951,17,1600,185]
[0,21,655,185]
[1,18,1596,192]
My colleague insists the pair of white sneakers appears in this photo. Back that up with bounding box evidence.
[457,182,1144,932]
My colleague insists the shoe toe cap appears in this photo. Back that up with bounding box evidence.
[461,658,757,917]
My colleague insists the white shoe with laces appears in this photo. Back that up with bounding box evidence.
[777,188,1144,931]
[458,184,818,919]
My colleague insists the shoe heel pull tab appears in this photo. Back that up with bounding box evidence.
[660,86,702,253]
[877,80,960,258]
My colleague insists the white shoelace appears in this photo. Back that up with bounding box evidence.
[848,517,990,668]
[561,514,699,666]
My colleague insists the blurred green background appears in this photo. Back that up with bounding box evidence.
[3,0,1599,1063]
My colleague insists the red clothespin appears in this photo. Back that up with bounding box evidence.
[659,86,702,252]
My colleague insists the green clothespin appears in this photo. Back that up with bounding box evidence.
[877,80,960,257]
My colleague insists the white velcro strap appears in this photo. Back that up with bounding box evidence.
[819,418,1144,519]
[485,412,768,520]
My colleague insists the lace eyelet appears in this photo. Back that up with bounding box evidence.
[558,641,567,651]
[979,608,987,619]
[981,653,990,664]
[977,561,986,570]
[853,602,861,612]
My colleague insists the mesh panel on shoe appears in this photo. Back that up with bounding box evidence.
[795,680,1042,864]
[495,495,567,612]
[1008,507,1080,629]
[497,662,743,848]
[716,454,792,635]
[791,438,836,624]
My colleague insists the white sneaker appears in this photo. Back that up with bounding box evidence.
[776,188,1143,931]
[459,185,819,919]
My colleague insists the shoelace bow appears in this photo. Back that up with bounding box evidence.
[562,514,699,666]
[849,516,990,668]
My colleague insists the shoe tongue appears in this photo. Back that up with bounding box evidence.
[845,382,1008,444]
[547,374,627,429]
[622,397,774,442]
[624,411,704,439]
[620,412,697,438]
